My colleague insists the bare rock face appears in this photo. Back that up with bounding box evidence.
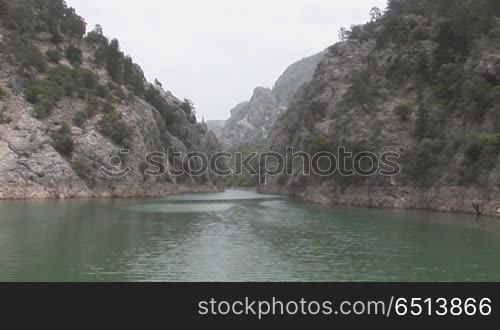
[207,52,324,151]
[0,77,223,199]
[204,119,225,138]
[0,8,223,200]
[0,105,91,199]
[259,2,500,217]
[211,87,283,151]
[273,52,325,105]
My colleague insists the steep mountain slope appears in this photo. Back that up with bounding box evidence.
[204,119,225,139]
[260,0,500,216]
[273,52,327,105]
[207,52,324,151]
[0,0,223,199]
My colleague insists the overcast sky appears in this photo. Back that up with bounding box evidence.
[66,0,387,120]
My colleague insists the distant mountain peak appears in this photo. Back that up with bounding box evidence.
[207,51,324,151]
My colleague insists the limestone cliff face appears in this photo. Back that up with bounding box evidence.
[207,52,324,151]
[0,1,223,199]
[260,0,500,217]
[0,84,223,199]
[204,119,225,140]
[209,87,283,151]
[273,52,326,106]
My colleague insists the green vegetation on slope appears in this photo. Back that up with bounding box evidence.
[0,0,199,158]
[335,0,500,186]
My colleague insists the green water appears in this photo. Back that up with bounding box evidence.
[0,190,499,282]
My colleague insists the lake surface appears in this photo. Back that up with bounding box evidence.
[0,190,499,282]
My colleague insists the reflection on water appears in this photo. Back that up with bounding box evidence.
[164,190,286,202]
[125,203,235,214]
[0,190,499,282]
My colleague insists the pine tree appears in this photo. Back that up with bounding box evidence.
[86,25,107,45]
[106,39,124,82]
[51,123,74,156]
[414,103,430,141]
[181,99,194,115]
[61,7,86,39]
[369,7,382,22]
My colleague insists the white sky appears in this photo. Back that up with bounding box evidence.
[66,0,388,120]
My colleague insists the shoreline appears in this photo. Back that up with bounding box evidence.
[225,187,258,192]
[258,184,500,218]
[2,183,500,218]
[0,184,224,201]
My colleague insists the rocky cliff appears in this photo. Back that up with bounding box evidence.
[259,0,500,217]
[207,52,324,151]
[0,0,223,199]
